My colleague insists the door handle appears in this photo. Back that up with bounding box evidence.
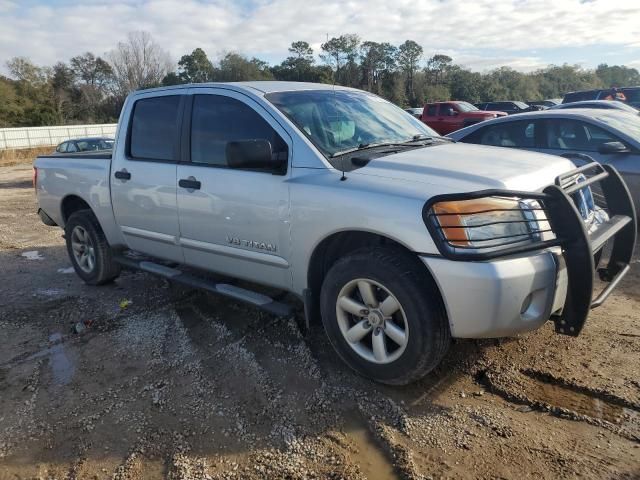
[179,177,201,190]
[114,170,131,180]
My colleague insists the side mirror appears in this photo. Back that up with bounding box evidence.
[598,141,629,154]
[226,139,286,171]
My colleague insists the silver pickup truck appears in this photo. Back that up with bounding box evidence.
[34,82,636,385]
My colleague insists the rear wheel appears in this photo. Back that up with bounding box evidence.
[65,210,120,285]
[320,247,451,385]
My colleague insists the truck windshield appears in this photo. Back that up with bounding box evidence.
[456,102,478,112]
[265,90,438,159]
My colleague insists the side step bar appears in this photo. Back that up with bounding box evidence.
[114,255,294,318]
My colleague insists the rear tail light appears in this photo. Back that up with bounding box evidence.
[33,166,38,190]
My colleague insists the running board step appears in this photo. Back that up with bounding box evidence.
[114,255,294,318]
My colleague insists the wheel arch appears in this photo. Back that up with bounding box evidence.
[305,229,445,325]
[60,194,94,225]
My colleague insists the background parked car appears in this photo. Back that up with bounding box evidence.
[447,109,640,215]
[619,87,640,108]
[420,101,506,134]
[55,137,114,154]
[562,87,640,108]
[562,89,602,104]
[527,99,562,108]
[550,100,639,114]
[405,107,423,118]
[475,101,544,114]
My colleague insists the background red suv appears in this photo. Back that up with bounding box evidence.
[421,101,507,134]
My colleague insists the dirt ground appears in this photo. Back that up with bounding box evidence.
[0,162,638,480]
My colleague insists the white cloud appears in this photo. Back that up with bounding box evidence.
[0,0,639,72]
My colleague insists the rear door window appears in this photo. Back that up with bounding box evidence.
[426,105,438,116]
[129,95,182,161]
[66,142,78,152]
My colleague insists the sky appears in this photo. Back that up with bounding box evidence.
[1,0,639,74]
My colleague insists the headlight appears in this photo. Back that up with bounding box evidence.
[430,197,549,250]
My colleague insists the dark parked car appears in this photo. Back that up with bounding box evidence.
[55,137,114,154]
[561,89,602,104]
[562,87,640,108]
[448,109,640,216]
[550,100,638,114]
[527,99,561,108]
[405,107,423,118]
[475,101,544,115]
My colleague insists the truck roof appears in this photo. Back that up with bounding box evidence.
[135,81,353,95]
[425,101,465,105]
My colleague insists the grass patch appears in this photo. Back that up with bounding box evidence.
[0,146,55,166]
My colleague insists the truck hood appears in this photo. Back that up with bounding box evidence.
[348,142,574,193]
[466,110,506,117]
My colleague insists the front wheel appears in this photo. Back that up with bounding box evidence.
[64,210,121,285]
[320,248,451,385]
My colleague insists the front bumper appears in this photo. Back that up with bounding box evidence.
[422,163,636,338]
[422,250,565,338]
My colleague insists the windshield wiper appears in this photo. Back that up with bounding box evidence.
[405,134,433,142]
[331,137,434,157]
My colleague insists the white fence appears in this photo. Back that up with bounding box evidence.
[0,124,117,150]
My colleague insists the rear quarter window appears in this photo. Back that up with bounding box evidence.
[129,95,182,161]
[426,105,438,116]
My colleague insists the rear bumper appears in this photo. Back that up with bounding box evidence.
[422,163,636,338]
[38,208,58,227]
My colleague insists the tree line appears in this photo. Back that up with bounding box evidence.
[2,31,639,128]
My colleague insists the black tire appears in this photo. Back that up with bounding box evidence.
[320,247,451,385]
[64,209,121,285]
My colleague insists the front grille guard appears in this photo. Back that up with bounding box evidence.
[422,162,637,336]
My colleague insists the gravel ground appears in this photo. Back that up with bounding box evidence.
[0,163,639,480]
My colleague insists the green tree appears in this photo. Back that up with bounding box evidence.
[272,41,317,81]
[70,52,113,87]
[215,53,273,82]
[447,67,483,102]
[396,40,423,104]
[176,48,215,83]
[595,63,640,88]
[426,54,452,85]
[321,34,360,85]
[69,53,114,122]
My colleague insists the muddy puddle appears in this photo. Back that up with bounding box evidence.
[24,332,76,385]
[482,369,640,439]
[522,371,638,426]
[343,412,399,480]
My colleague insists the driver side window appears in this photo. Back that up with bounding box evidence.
[190,94,288,170]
